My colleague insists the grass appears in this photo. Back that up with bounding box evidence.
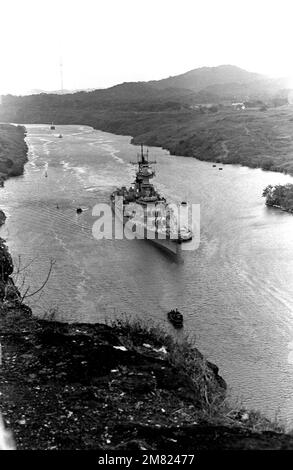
[0,303,289,449]
[110,315,286,433]
[110,314,226,414]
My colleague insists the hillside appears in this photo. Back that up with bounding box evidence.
[149,64,264,92]
[1,304,293,451]
[0,65,293,175]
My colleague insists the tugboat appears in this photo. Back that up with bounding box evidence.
[167,309,183,328]
[110,145,193,255]
[50,122,55,130]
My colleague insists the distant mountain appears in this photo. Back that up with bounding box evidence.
[147,65,265,93]
[83,66,289,103]
[192,77,289,102]
[26,87,97,96]
[0,64,290,125]
[5,65,289,103]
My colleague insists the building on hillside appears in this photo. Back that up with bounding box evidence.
[232,102,245,110]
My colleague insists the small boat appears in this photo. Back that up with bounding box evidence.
[219,167,223,170]
[213,164,216,167]
[167,309,183,328]
[76,208,83,214]
[58,134,63,138]
[45,171,48,178]
[50,122,55,130]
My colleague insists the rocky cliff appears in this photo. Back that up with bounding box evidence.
[1,295,293,450]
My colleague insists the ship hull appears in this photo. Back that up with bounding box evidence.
[111,200,181,256]
[148,236,181,256]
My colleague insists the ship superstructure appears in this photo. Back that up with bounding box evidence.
[110,145,192,254]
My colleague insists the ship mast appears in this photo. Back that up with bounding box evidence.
[134,144,156,165]
[140,144,145,163]
[130,144,157,196]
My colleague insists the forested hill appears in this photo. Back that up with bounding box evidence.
[1,65,293,175]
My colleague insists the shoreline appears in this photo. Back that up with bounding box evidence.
[0,210,6,226]
[3,118,293,179]
[89,123,293,179]
[266,202,293,214]
[77,121,293,177]
[263,184,293,213]
[81,106,293,177]
[2,102,293,176]
[1,302,293,450]
[0,123,28,186]
[0,123,28,239]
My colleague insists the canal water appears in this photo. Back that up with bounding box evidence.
[1,124,293,425]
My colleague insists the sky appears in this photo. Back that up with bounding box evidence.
[1,0,293,94]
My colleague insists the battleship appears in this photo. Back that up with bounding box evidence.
[110,145,192,255]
